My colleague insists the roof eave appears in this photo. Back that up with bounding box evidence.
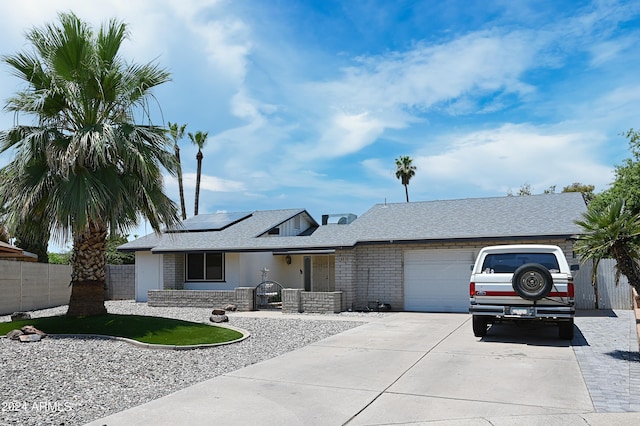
[353,234,581,246]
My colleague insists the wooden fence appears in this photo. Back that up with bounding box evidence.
[573,259,633,310]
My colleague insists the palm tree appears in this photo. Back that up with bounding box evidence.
[14,214,51,263]
[168,122,188,220]
[0,205,9,242]
[188,130,208,216]
[395,156,417,202]
[574,198,640,306]
[0,12,179,316]
[0,140,52,262]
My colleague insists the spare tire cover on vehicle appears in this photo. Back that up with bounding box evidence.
[512,263,553,301]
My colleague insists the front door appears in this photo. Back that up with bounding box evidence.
[312,255,335,292]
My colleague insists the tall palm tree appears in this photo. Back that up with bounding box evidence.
[574,198,640,305]
[188,130,208,216]
[395,155,417,202]
[168,122,188,220]
[0,12,179,316]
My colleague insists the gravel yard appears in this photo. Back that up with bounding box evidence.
[0,301,377,426]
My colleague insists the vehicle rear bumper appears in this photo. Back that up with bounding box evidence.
[469,304,575,319]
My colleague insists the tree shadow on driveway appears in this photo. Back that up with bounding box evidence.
[605,349,640,362]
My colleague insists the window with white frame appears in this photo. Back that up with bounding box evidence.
[186,252,224,281]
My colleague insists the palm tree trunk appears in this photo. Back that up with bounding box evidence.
[66,221,108,316]
[404,184,409,202]
[176,145,187,220]
[194,150,203,216]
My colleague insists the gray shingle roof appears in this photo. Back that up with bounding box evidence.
[341,192,587,243]
[119,193,587,253]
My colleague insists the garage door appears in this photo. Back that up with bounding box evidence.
[404,249,475,312]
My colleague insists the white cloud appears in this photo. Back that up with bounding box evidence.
[312,29,540,113]
[290,29,544,163]
[181,172,245,192]
[412,123,614,195]
[196,18,251,82]
[303,112,386,159]
[588,37,635,67]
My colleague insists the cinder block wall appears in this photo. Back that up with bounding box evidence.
[0,261,21,315]
[0,260,137,315]
[0,260,72,315]
[105,264,135,300]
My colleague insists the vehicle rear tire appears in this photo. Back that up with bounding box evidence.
[512,263,553,301]
[472,315,489,337]
[558,319,574,340]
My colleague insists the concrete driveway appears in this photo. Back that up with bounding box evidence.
[90,313,640,425]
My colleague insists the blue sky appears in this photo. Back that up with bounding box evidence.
[1,0,640,246]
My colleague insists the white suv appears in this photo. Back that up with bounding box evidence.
[469,244,577,339]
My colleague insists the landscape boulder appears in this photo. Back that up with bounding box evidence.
[4,325,46,342]
[210,315,229,323]
[224,304,237,312]
[6,329,24,340]
[11,312,31,321]
[21,325,47,337]
[211,308,226,316]
[19,334,42,342]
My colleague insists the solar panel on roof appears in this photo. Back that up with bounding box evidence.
[167,212,252,232]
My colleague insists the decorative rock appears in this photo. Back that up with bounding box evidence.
[11,311,31,321]
[211,308,226,316]
[19,333,42,342]
[377,303,392,312]
[6,329,24,340]
[224,304,237,312]
[210,315,229,323]
[21,325,47,337]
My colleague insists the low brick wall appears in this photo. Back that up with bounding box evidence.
[283,289,342,314]
[147,288,256,311]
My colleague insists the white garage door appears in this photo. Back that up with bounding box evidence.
[404,249,475,312]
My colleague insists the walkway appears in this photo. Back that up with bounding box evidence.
[573,310,640,412]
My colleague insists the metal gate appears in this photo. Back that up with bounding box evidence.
[255,280,283,310]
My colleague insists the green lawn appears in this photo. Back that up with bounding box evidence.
[0,314,243,346]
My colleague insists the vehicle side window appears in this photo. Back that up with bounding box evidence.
[482,253,560,273]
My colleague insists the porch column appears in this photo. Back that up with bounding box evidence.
[234,287,256,311]
[282,288,302,313]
